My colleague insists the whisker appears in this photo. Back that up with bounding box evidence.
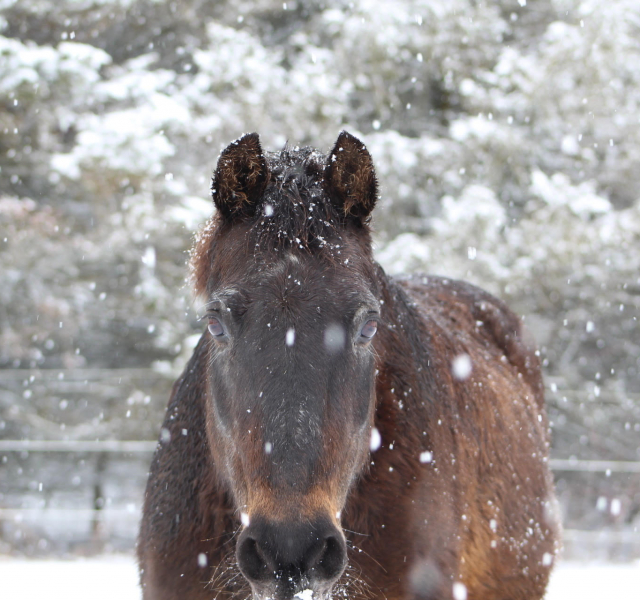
[347,540,388,574]
[204,542,251,600]
[342,527,370,537]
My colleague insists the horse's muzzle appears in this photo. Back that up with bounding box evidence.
[236,514,347,600]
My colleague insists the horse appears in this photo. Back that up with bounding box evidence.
[138,131,560,600]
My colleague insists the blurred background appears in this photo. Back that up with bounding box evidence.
[1,0,639,569]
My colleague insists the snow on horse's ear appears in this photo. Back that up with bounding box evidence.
[211,132,269,221]
[325,130,378,222]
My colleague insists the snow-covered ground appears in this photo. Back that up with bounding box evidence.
[0,556,638,600]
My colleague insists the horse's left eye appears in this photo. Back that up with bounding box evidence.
[359,319,378,341]
[208,316,225,338]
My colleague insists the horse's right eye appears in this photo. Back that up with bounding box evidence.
[208,316,225,338]
[359,319,378,342]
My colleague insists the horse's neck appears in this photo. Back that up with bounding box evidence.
[375,264,421,346]
[374,266,425,381]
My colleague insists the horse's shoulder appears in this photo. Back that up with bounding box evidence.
[395,274,514,325]
[393,273,544,402]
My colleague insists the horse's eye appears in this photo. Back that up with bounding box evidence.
[359,319,378,341]
[208,316,225,338]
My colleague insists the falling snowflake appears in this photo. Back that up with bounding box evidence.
[370,427,382,452]
[452,354,472,380]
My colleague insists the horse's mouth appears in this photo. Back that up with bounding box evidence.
[254,593,328,600]
[252,581,333,600]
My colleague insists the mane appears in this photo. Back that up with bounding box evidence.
[190,144,367,297]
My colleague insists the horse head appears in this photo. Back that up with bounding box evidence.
[191,131,381,600]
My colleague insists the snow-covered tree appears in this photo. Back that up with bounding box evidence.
[1,0,639,555]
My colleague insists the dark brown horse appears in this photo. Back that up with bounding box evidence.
[138,132,560,600]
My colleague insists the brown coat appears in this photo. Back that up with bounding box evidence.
[138,132,560,600]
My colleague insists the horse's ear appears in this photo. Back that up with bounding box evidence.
[325,131,378,221]
[212,133,269,221]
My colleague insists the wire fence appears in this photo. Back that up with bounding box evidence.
[1,368,639,559]
[1,439,640,472]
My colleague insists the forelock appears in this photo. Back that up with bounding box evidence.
[250,145,344,253]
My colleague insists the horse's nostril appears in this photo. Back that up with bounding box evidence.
[315,535,347,581]
[237,535,272,583]
[299,532,347,582]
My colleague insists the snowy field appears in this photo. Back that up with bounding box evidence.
[0,556,639,600]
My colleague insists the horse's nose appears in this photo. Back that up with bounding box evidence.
[236,515,347,589]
